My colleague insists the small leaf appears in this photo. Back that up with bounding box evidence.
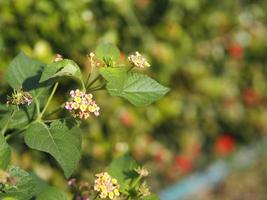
[40,59,82,83]
[95,43,120,64]
[7,52,47,92]
[0,166,36,200]
[108,154,139,191]
[0,134,11,169]
[99,67,127,92]
[100,68,170,106]
[24,121,82,178]
[36,186,69,200]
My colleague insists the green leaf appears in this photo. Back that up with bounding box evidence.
[40,59,82,83]
[95,43,120,64]
[7,52,47,92]
[28,172,49,196]
[108,154,139,192]
[0,134,11,169]
[0,166,36,200]
[100,68,170,106]
[24,121,82,178]
[36,186,69,200]
[2,197,17,200]
[0,104,37,130]
[142,194,160,200]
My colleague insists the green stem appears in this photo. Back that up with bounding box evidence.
[34,97,40,116]
[131,175,142,189]
[127,65,135,72]
[86,74,101,90]
[81,79,86,92]
[39,82,59,119]
[87,83,106,92]
[85,72,91,87]
[1,110,15,136]
[6,128,26,141]
[44,103,65,118]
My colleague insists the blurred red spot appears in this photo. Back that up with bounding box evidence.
[154,152,164,163]
[119,112,134,127]
[243,88,260,106]
[228,42,244,59]
[175,155,193,173]
[215,135,235,155]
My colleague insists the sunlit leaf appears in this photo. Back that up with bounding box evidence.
[100,68,170,106]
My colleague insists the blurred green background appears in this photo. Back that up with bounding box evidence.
[1,0,267,199]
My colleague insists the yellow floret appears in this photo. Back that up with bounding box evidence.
[80,104,87,112]
[114,189,120,196]
[88,105,96,112]
[74,96,82,103]
[108,192,114,199]
[72,102,79,109]
[112,178,117,184]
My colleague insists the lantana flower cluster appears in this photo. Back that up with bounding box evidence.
[6,90,32,106]
[94,172,120,199]
[65,89,100,119]
[128,51,150,68]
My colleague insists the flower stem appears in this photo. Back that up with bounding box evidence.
[81,79,86,92]
[86,74,101,90]
[39,82,59,119]
[131,175,142,189]
[44,103,65,118]
[127,65,135,72]
[6,127,26,141]
[88,83,106,92]
[1,110,15,136]
[34,97,40,116]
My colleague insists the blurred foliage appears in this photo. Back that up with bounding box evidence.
[1,0,267,195]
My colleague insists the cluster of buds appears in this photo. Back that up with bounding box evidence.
[54,54,63,62]
[6,90,32,106]
[68,178,91,200]
[138,182,150,197]
[88,52,100,68]
[128,51,150,68]
[65,89,100,119]
[0,169,16,191]
[135,166,149,177]
[94,172,120,199]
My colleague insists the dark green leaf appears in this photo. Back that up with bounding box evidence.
[40,59,82,83]
[0,134,11,169]
[28,173,49,196]
[0,104,36,130]
[36,186,69,200]
[24,121,82,178]
[100,68,170,106]
[108,154,139,191]
[7,52,48,94]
